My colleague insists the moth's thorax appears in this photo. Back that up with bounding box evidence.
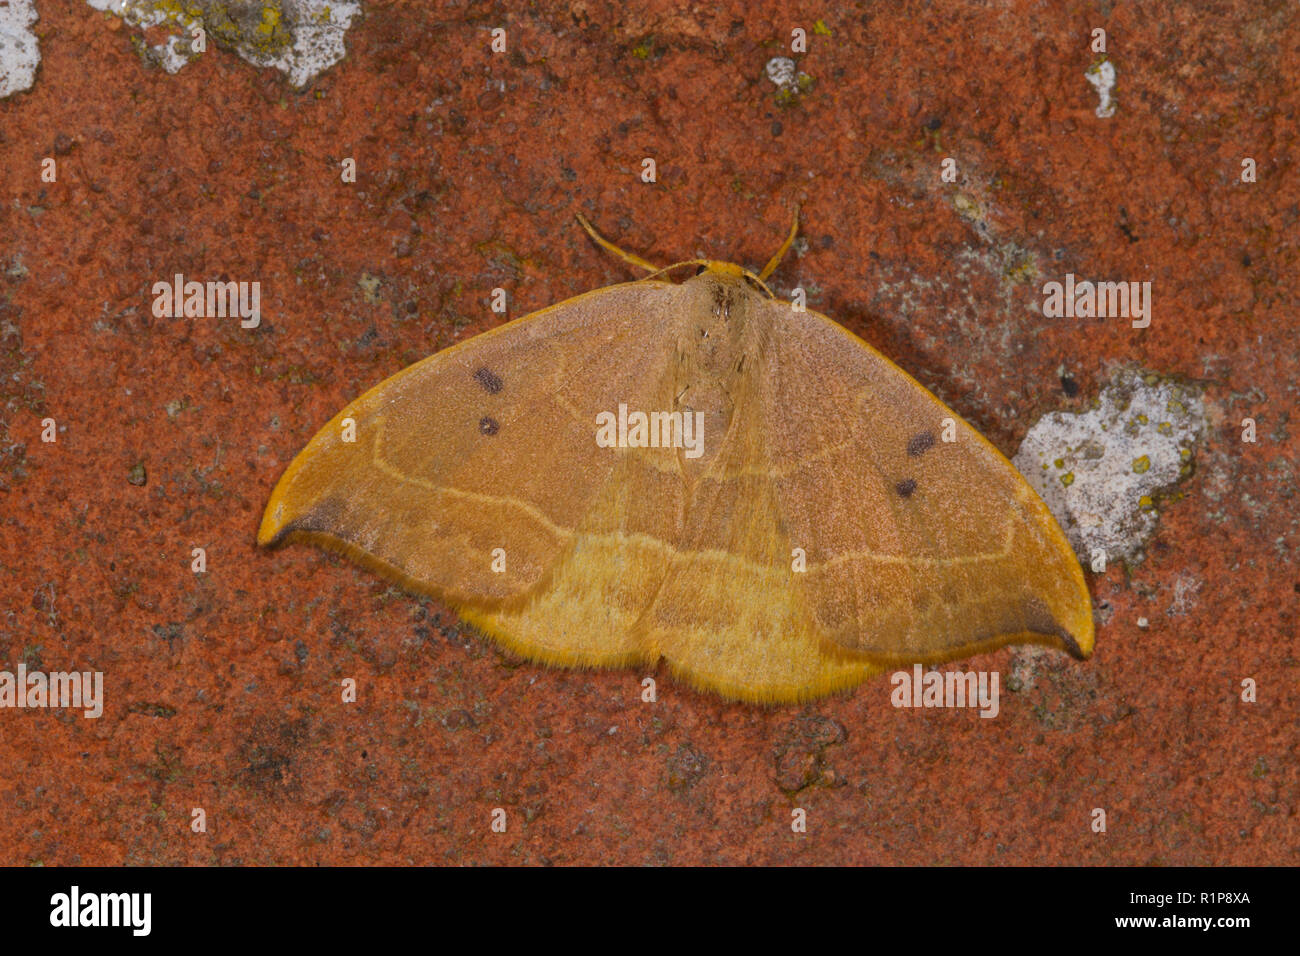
[670,270,769,475]
[678,269,768,368]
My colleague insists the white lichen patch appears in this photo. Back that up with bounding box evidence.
[86,0,199,74]
[1013,368,1204,567]
[1085,59,1116,118]
[86,0,360,87]
[765,55,812,97]
[0,0,40,99]
[765,56,796,88]
[1165,571,1203,616]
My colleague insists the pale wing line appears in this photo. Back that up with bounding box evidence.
[817,519,1015,570]
[538,287,687,477]
[369,417,570,542]
[368,417,1015,573]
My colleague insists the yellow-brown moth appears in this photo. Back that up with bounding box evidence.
[259,214,1094,703]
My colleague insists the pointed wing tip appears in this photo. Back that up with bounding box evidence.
[1060,628,1094,660]
[257,470,338,547]
[1051,553,1097,660]
[257,505,286,547]
[257,492,299,548]
[1056,602,1096,659]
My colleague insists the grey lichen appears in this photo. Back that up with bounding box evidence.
[1013,368,1205,567]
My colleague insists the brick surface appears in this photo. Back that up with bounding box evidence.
[0,1,1294,865]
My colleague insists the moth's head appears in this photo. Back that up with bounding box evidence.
[698,260,746,280]
[681,259,774,298]
[574,211,791,301]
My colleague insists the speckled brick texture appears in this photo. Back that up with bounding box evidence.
[0,1,1295,865]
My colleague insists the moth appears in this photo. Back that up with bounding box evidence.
[259,214,1093,703]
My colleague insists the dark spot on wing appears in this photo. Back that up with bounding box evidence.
[474,367,503,394]
[907,430,936,457]
[479,416,500,436]
[895,478,917,498]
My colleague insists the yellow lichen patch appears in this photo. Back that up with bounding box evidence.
[204,1,293,57]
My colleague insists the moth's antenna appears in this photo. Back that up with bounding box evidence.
[639,260,715,284]
[575,211,780,297]
[758,205,800,282]
[576,214,663,275]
